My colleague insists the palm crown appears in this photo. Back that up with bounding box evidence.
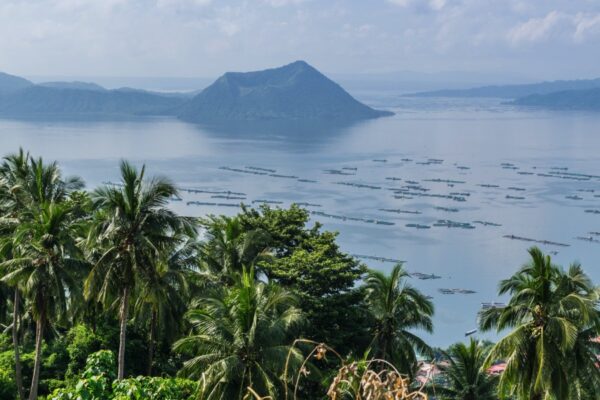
[479,247,600,400]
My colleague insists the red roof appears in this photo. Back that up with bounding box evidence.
[487,363,507,375]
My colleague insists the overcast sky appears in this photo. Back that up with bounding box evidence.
[1,0,599,81]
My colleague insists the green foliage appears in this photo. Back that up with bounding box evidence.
[49,350,197,400]
[365,264,434,376]
[4,152,600,400]
[174,269,304,400]
[239,204,315,258]
[429,339,497,400]
[85,161,193,379]
[112,377,197,400]
[0,366,16,400]
[65,325,101,378]
[199,214,270,281]
[479,247,600,400]
[83,350,117,381]
[49,350,115,400]
[242,205,371,354]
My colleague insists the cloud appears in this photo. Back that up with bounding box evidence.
[507,10,600,45]
[262,0,307,7]
[573,13,600,42]
[156,0,212,8]
[387,0,447,11]
[507,11,566,44]
[0,0,599,79]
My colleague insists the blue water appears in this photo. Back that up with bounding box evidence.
[1,97,599,347]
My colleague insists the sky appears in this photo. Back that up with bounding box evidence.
[1,0,600,81]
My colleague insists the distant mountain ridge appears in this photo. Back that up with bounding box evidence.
[38,81,106,91]
[407,78,600,99]
[0,72,33,95]
[0,62,392,121]
[0,85,185,117]
[178,61,392,122]
[512,88,600,110]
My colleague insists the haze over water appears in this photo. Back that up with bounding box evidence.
[1,96,599,347]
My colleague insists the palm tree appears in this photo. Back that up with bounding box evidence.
[0,149,32,400]
[429,339,497,400]
[199,215,270,282]
[174,268,304,399]
[479,247,600,400]
[0,151,84,400]
[2,201,86,400]
[85,161,192,379]
[133,237,199,375]
[364,264,434,376]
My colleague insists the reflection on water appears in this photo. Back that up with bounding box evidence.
[1,97,599,347]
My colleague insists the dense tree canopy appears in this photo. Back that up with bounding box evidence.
[1,151,600,400]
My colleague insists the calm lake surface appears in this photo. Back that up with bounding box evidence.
[1,96,600,347]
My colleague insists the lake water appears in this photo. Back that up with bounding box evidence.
[1,96,600,347]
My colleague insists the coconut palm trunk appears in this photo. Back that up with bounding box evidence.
[118,286,130,380]
[147,309,157,376]
[12,290,25,400]
[28,307,45,400]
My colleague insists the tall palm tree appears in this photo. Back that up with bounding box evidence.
[429,339,497,400]
[133,237,199,375]
[479,247,600,400]
[174,268,304,400]
[2,201,86,400]
[364,264,434,376]
[85,161,192,379]
[0,149,32,400]
[0,151,84,400]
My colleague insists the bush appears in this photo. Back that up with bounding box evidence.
[65,325,101,378]
[113,376,197,400]
[0,368,16,400]
[49,350,197,400]
[49,350,115,400]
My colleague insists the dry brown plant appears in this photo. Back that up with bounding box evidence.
[246,338,428,400]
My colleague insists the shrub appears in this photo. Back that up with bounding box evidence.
[113,376,197,400]
[49,350,115,400]
[65,325,101,378]
[0,368,16,400]
[49,350,197,400]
